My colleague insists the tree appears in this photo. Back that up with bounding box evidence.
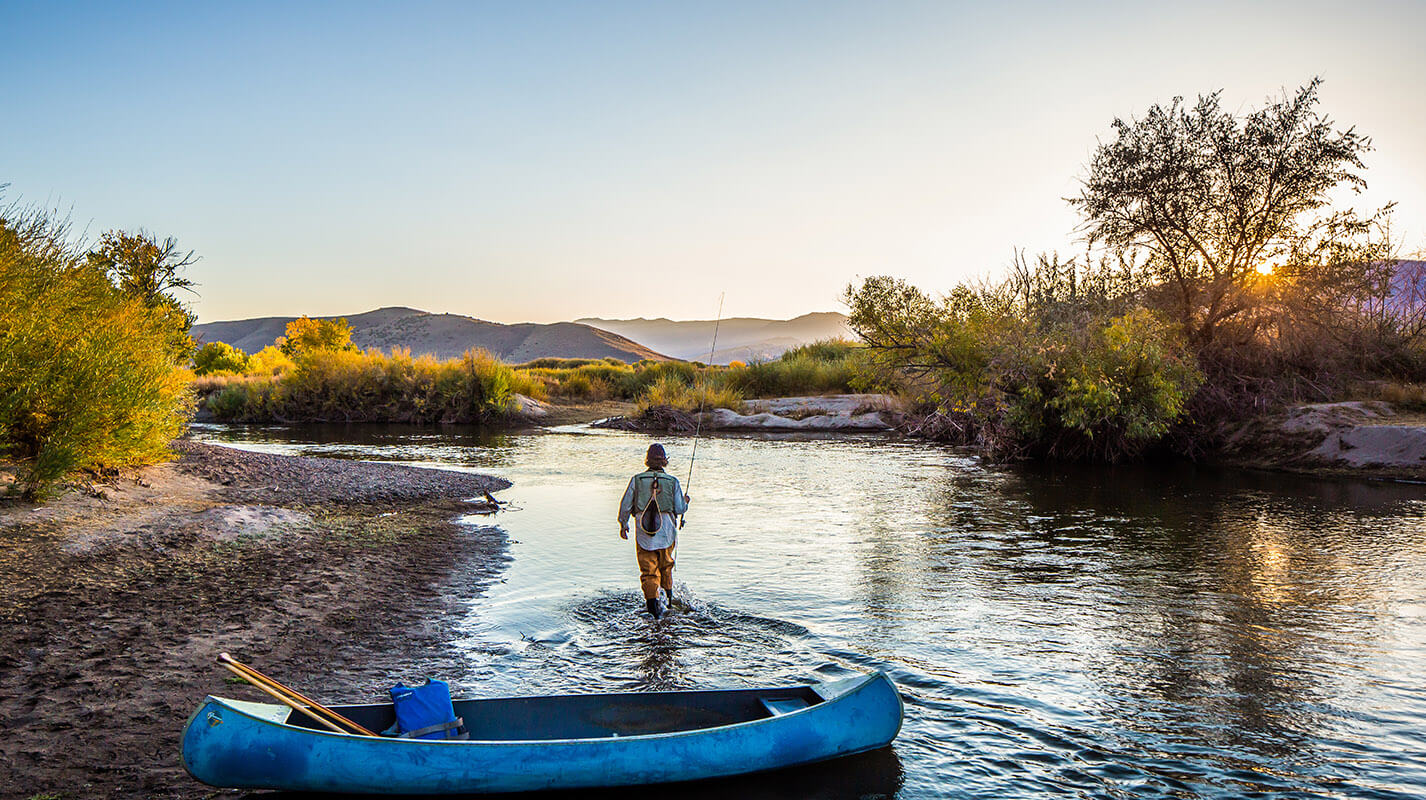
[87,230,197,306]
[276,316,357,357]
[86,230,198,360]
[1071,78,1389,347]
[193,341,249,375]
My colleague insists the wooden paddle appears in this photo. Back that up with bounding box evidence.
[218,653,378,736]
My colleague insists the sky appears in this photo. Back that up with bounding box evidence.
[3,0,1424,324]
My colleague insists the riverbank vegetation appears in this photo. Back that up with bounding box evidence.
[0,203,196,498]
[848,79,1423,461]
[195,334,868,423]
[203,346,544,424]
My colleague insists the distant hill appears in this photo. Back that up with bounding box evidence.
[192,307,669,363]
[577,312,851,364]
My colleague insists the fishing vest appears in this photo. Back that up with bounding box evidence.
[633,470,678,515]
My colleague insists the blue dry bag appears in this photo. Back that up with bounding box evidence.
[385,679,466,740]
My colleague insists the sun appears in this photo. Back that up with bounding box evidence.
[1256,263,1276,276]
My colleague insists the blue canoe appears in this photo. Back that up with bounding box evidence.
[181,671,903,794]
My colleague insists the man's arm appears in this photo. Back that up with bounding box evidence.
[618,477,636,537]
[671,477,689,514]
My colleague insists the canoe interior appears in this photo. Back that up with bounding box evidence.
[284,685,826,740]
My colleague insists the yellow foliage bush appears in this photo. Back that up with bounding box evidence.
[1,209,193,497]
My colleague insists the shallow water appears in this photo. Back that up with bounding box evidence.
[191,423,1426,799]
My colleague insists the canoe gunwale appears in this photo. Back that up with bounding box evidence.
[194,671,890,747]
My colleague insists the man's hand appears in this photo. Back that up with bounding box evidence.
[684,493,691,503]
[619,524,629,540]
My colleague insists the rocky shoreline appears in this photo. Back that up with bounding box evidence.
[0,441,510,799]
[1218,401,1426,482]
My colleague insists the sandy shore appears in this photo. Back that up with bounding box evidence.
[0,442,510,799]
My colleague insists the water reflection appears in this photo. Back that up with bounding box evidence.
[195,424,1426,799]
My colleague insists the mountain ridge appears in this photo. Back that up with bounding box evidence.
[192,307,668,363]
[576,311,850,363]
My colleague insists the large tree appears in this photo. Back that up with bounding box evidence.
[1071,78,1389,347]
[86,230,199,360]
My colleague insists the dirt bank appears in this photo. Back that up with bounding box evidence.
[0,442,510,800]
[1218,401,1426,482]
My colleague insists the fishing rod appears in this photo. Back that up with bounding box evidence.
[682,293,724,528]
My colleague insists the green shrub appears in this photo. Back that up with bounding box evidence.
[0,209,193,497]
[193,341,250,375]
[847,274,1201,461]
[515,356,624,369]
[206,381,267,420]
[999,309,1202,460]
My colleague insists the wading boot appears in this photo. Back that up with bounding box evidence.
[646,598,663,619]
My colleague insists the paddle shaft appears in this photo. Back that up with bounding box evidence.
[219,661,351,734]
[221,659,366,735]
[219,653,378,736]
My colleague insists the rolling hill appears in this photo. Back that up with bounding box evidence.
[576,312,851,363]
[192,307,669,363]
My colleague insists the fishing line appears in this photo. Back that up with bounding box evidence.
[682,292,724,527]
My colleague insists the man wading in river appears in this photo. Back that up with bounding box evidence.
[618,443,690,619]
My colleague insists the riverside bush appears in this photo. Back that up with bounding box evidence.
[0,208,193,497]
[204,347,543,423]
[847,274,1202,461]
[193,341,250,375]
[245,345,295,376]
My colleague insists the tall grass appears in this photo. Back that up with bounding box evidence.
[634,375,745,415]
[720,339,863,397]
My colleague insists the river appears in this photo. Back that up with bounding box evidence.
[190,422,1426,799]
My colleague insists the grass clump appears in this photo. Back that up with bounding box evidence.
[635,375,744,415]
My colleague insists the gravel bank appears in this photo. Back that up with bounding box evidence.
[0,442,511,799]
[172,439,510,505]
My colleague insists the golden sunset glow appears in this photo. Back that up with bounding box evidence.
[1256,263,1276,276]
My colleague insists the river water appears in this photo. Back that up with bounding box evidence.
[190,423,1426,799]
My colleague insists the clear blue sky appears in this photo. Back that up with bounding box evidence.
[4,1,1424,324]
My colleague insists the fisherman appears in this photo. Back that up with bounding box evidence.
[618,443,689,619]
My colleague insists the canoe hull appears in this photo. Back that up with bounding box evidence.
[181,672,903,794]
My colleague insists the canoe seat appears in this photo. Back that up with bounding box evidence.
[760,697,811,717]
